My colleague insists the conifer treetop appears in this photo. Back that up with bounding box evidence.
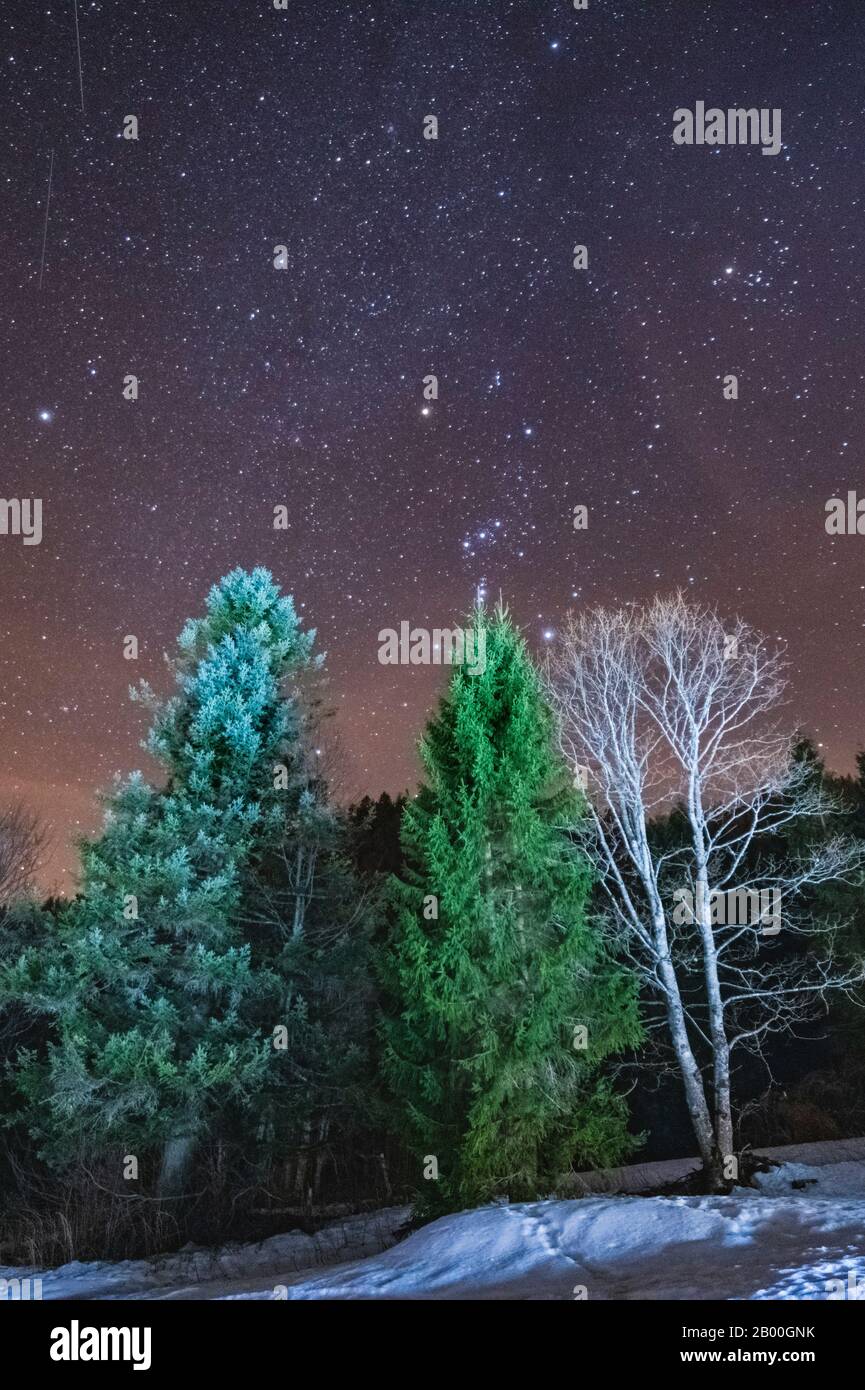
[177,567,317,675]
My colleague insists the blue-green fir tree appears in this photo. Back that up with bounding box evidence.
[380,604,642,1211]
[6,569,370,1196]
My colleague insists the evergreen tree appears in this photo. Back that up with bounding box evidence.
[242,763,376,1200]
[6,568,370,1196]
[380,605,641,1211]
[349,793,407,881]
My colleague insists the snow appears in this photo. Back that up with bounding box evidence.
[0,1207,408,1302]
[6,1144,865,1301]
[266,1166,865,1301]
[567,1136,865,1195]
[750,1159,865,1197]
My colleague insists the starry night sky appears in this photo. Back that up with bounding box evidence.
[2,0,865,891]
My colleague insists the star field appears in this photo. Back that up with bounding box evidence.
[1,0,864,890]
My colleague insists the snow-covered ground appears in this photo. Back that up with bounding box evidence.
[259,1160,865,1302]
[6,1145,865,1301]
[0,1207,409,1302]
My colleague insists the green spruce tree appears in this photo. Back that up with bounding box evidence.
[381,604,641,1211]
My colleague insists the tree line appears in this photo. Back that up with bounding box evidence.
[0,569,863,1261]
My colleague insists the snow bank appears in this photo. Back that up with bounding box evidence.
[1,1206,409,1302]
[750,1159,865,1197]
[568,1137,865,1196]
[263,1161,865,1301]
[256,1197,731,1300]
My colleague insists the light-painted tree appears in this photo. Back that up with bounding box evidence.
[545,594,865,1188]
[6,569,371,1200]
[382,604,642,1211]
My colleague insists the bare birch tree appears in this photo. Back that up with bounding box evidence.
[0,802,45,904]
[545,594,865,1189]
